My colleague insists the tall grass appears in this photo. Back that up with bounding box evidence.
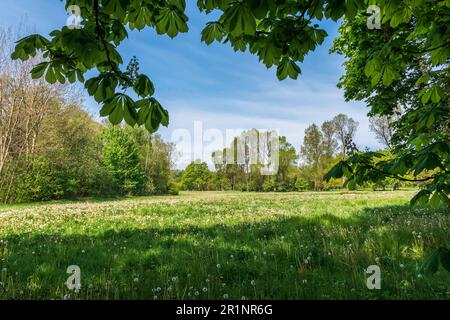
[0,191,448,299]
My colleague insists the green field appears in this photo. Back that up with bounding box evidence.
[0,191,449,300]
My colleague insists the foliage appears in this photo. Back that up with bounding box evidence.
[180,161,212,191]
[10,1,449,206]
[326,4,450,207]
[10,0,370,133]
[101,126,146,195]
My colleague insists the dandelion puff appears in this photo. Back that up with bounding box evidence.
[223,293,229,299]
[250,280,256,286]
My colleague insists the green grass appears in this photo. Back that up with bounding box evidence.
[0,191,449,300]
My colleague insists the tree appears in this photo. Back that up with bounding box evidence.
[300,124,323,190]
[0,26,62,202]
[327,5,450,207]
[126,127,175,194]
[181,161,211,191]
[321,120,338,159]
[278,136,298,182]
[101,126,145,195]
[330,114,359,159]
[369,114,398,149]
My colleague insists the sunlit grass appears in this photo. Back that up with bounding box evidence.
[0,191,448,299]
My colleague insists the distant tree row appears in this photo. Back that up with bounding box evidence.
[179,114,419,192]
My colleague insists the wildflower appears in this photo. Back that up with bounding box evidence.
[156,287,161,292]
[417,274,423,279]
[133,278,139,283]
[153,296,158,300]
[171,276,177,282]
[167,286,172,291]
[241,296,247,300]
[202,287,208,292]
[216,264,221,269]
[63,294,70,300]
[223,294,229,299]
[400,264,405,268]
[81,250,85,253]
[250,280,256,286]
[194,291,199,296]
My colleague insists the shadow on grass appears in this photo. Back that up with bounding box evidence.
[0,204,448,299]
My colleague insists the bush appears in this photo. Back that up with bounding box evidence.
[168,182,181,195]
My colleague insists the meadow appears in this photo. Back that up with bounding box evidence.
[0,191,449,300]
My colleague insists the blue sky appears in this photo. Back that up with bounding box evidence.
[0,0,382,167]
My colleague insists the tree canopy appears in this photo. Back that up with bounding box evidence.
[326,3,450,207]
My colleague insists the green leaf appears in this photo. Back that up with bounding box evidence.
[109,102,124,125]
[410,189,431,206]
[100,99,115,117]
[324,162,344,181]
[430,86,442,103]
[221,2,256,37]
[420,249,440,274]
[124,102,138,126]
[156,7,189,38]
[31,62,49,79]
[45,66,56,84]
[382,65,399,86]
[364,58,381,77]
[276,58,301,80]
[135,98,169,133]
[201,22,224,45]
[134,74,155,97]
[85,74,118,103]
